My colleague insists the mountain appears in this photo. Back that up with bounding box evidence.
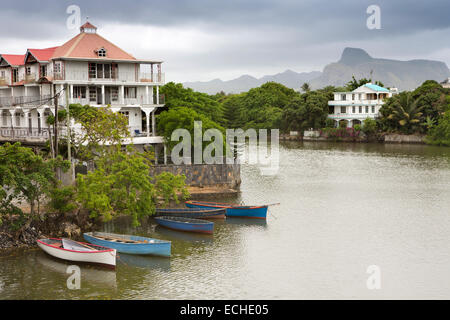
[309,47,450,91]
[183,70,322,95]
[183,47,450,94]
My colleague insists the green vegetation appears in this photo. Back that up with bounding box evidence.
[345,76,384,91]
[425,111,450,146]
[0,143,70,229]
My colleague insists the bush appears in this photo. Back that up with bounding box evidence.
[325,118,335,128]
[48,186,78,215]
[362,118,377,136]
[354,124,362,132]
[425,111,450,146]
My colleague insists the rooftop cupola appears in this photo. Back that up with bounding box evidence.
[80,22,97,34]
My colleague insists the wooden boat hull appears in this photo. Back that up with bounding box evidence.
[154,216,214,234]
[185,201,268,219]
[37,238,116,268]
[155,208,226,219]
[83,232,171,257]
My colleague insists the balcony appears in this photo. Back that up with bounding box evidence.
[0,95,53,107]
[53,71,165,84]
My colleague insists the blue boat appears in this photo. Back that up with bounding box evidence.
[185,200,269,219]
[154,216,214,234]
[155,208,226,219]
[83,232,171,257]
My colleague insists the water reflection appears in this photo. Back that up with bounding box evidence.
[117,254,171,272]
[154,225,214,244]
[35,251,117,288]
[225,217,268,228]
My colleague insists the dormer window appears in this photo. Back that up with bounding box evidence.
[97,48,107,57]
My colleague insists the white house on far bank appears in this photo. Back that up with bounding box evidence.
[328,83,398,128]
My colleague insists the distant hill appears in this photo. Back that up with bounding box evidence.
[309,47,450,91]
[183,70,321,95]
[183,47,450,94]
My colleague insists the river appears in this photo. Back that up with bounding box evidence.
[1,141,450,299]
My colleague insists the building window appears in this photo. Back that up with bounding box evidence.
[54,62,61,73]
[12,68,18,83]
[2,111,8,126]
[340,106,346,114]
[89,87,97,102]
[341,94,346,101]
[125,87,137,99]
[26,67,31,75]
[88,63,118,79]
[352,106,356,113]
[40,65,47,77]
[73,86,87,99]
[365,106,369,113]
[0,71,5,78]
[119,111,130,125]
[372,106,375,113]
[97,48,107,57]
[111,87,119,101]
[358,94,362,100]
[359,106,362,113]
[15,113,21,127]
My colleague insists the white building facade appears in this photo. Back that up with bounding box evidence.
[0,22,166,157]
[328,83,398,128]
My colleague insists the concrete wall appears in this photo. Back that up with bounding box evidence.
[150,163,241,189]
[384,134,425,144]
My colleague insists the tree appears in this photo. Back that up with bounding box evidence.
[378,92,424,134]
[301,82,311,92]
[282,91,329,132]
[362,118,377,136]
[69,104,130,160]
[425,111,450,146]
[161,82,224,124]
[346,76,384,91]
[157,106,225,150]
[0,143,69,229]
[76,147,189,227]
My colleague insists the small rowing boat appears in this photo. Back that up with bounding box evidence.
[154,216,214,234]
[185,200,270,219]
[83,232,171,257]
[155,207,226,219]
[37,238,116,268]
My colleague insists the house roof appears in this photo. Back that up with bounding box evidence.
[363,83,389,92]
[27,47,59,62]
[1,54,25,66]
[51,30,136,61]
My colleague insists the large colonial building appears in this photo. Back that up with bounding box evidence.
[328,83,398,128]
[0,22,166,160]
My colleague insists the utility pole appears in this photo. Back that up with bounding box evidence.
[65,84,74,182]
[54,86,59,158]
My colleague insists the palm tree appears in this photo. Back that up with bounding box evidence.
[301,82,311,93]
[387,92,424,134]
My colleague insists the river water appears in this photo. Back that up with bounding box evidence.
[1,141,450,299]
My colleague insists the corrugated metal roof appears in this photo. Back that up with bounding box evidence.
[363,83,389,92]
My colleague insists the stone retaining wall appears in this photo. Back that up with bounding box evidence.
[384,134,425,144]
[150,163,241,189]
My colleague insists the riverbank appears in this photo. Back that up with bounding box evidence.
[280,132,427,144]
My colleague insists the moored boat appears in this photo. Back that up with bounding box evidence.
[185,200,269,219]
[83,232,171,257]
[36,238,116,268]
[155,207,226,219]
[154,216,214,234]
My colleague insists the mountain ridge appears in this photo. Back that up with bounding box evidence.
[183,48,450,94]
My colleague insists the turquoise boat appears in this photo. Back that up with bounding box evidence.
[83,232,171,257]
[185,200,269,219]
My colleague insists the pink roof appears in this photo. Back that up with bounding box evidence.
[27,47,59,62]
[80,22,97,30]
[1,54,25,66]
[51,32,136,61]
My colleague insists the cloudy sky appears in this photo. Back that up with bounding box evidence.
[1,0,450,82]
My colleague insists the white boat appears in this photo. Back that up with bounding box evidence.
[37,238,117,268]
